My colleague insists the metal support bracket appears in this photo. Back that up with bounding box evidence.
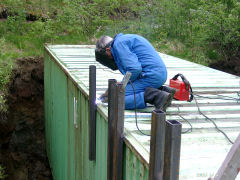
[89,65,96,161]
[107,80,125,180]
[163,120,182,180]
[149,110,166,180]
[107,79,117,180]
[149,111,182,180]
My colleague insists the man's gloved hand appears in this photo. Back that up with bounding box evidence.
[99,82,121,103]
[99,89,108,103]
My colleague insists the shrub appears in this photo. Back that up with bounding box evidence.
[0,165,7,179]
[0,0,239,92]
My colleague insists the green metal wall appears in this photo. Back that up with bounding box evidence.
[44,50,148,180]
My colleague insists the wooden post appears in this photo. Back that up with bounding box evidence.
[163,120,182,180]
[213,133,240,180]
[89,65,96,161]
[149,110,166,180]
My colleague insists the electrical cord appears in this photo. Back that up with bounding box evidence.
[129,80,151,136]
[217,94,240,102]
[176,106,193,134]
[100,65,239,142]
[129,80,194,136]
[129,80,193,136]
[190,91,238,143]
[97,66,150,136]
[193,93,240,102]
[130,82,237,142]
[238,91,240,103]
[191,94,234,144]
[129,79,236,142]
[175,82,239,143]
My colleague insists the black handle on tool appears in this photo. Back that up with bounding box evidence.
[172,73,193,102]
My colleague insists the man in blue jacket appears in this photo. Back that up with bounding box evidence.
[95,33,175,111]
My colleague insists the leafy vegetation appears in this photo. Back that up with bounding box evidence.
[0,0,239,91]
[0,165,7,179]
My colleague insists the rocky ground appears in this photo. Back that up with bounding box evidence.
[0,57,52,180]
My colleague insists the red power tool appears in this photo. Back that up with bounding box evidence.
[169,73,193,102]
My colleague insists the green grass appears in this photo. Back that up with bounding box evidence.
[0,15,91,92]
[0,0,239,92]
[153,40,210,66]
[0,36,16,89]
[101,18,212,65]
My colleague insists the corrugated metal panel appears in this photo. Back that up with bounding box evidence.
[44,45,148,180]
[45,45,240,180]
[44,50,69,180]
[45,49,107,180]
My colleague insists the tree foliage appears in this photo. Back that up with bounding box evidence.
[151,0,240,62]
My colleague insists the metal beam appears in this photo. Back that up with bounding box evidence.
[163,120,182,180]
[107,79,117,180]
[89,65,96,161]
[213,133,240,180]
[149,110,166,180]
[112,83,125,180]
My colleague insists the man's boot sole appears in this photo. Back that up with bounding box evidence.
[155,93,173,112]
[162,94,173,112]
[168,89,176,105]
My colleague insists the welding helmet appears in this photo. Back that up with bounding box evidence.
[95,46,118,71]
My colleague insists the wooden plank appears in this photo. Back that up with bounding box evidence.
[213,133,240,180]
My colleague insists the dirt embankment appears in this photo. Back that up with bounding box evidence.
[0,57,52,180]
[209,53,240,77]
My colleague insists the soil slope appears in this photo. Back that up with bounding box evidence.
[209,54,240,77]
[0,57,52,180]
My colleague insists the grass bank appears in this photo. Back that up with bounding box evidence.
[0,0,239,92]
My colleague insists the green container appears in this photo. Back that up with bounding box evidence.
[44,45,240,180]
[44,45,149,180]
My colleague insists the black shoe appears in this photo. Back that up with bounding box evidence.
[159,85,176,95]
[144,87,172,111]
[159,85,176,104]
